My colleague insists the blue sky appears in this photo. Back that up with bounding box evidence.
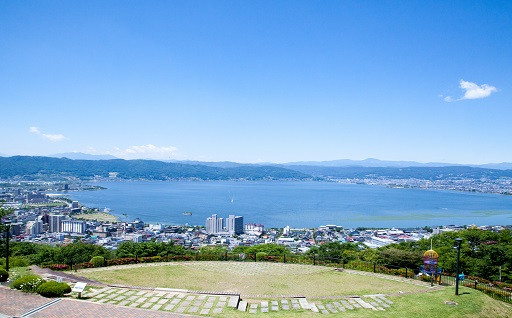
[0,1,510,164]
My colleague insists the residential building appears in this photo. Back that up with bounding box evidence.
[226,215,244,235]
[61,220,86,234]
[49,214,65,232]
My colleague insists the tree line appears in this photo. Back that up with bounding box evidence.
[1,228,511,283]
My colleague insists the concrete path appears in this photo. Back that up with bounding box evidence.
[0,287,198,318]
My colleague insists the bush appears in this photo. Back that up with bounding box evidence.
[0,256,30,268]
[256,252,267,262]
[11,275,45,292]
[90,256,105,268]
[75,262,94,269]
[106,257,138,266]
[48,264,70,271]
[0,268,8,282]
[37,281,71,297]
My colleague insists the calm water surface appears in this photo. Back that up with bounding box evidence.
[69,181,512,228]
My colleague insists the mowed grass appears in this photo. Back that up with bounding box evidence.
[73,212,118,222]
[80,261,428,297]
[214,287,512,318]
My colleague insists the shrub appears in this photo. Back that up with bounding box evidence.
[48,264,70,271]
[106,257,138,266]
[75,262,94,269]
[0,256,30,268]
[90,256,105,268]
[0,268,8,282]
[256,252,267,261]
[37,281,71,297]
[11,275,45,292]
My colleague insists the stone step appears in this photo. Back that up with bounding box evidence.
[228,295,240,307]
[238,300,248,312]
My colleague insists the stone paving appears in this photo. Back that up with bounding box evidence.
[0,287,195,318]
[84,286,239,316]
[235,295,395,315]
[81,285,397,316]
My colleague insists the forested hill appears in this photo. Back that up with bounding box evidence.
[0,156,312,180]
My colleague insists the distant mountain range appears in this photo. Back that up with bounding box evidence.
[0,156,311,181]
[1,155,511,181]
[4,153,512,170]
[171,158,512,170]
[282,158,512,170]
[49,152,119,160]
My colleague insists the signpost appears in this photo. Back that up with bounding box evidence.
[72,282,87,298]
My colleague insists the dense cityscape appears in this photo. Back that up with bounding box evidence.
[2,180,510,254]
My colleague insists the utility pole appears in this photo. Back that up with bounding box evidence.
[455,238,462,296]
[4,221,11,272]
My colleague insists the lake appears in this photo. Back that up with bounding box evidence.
[69,180,512,228]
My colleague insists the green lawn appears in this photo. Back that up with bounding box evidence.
[213,287,512,318]
[80,261,429,297]
[73,212,118,222]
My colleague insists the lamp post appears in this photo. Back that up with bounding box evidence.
[454,238,462,295]
[4,220,11,272]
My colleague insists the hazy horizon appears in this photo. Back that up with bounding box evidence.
[2,151,512,167]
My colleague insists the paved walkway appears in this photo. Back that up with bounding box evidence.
[30,266,104,285]
[0,287,199,318]
[0,287,50,317]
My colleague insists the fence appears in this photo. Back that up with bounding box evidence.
[440,274,512,303]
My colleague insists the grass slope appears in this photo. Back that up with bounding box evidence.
[215,287,512,317]
[80,262,427,297]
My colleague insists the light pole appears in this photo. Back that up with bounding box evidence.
[454,238,462,295]
[4,221,11,272]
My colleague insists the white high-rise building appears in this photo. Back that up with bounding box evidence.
[61,220,86,234]
[49,214,64,232]
[226,215,244,235]
[25,220,43,235]
[205,214,225,234]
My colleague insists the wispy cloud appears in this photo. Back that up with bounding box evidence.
[109,144,179,160]
[443,79,497,102]
[29,126,66,142]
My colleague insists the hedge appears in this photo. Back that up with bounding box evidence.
[11,275,45,293]
[37,281,71,297]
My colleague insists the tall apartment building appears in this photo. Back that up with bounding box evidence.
[25,220,43,235]
[49,214,65,232]
[205,214,225,234]
[61,220,86,234]
[226,215,244,235]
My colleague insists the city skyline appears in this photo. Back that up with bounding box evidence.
[1,1,511,164]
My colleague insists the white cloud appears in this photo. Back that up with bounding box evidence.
[29,126,66,142]
[443,79,497,102]
[29,126,40,134]
[109,144,179,160]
